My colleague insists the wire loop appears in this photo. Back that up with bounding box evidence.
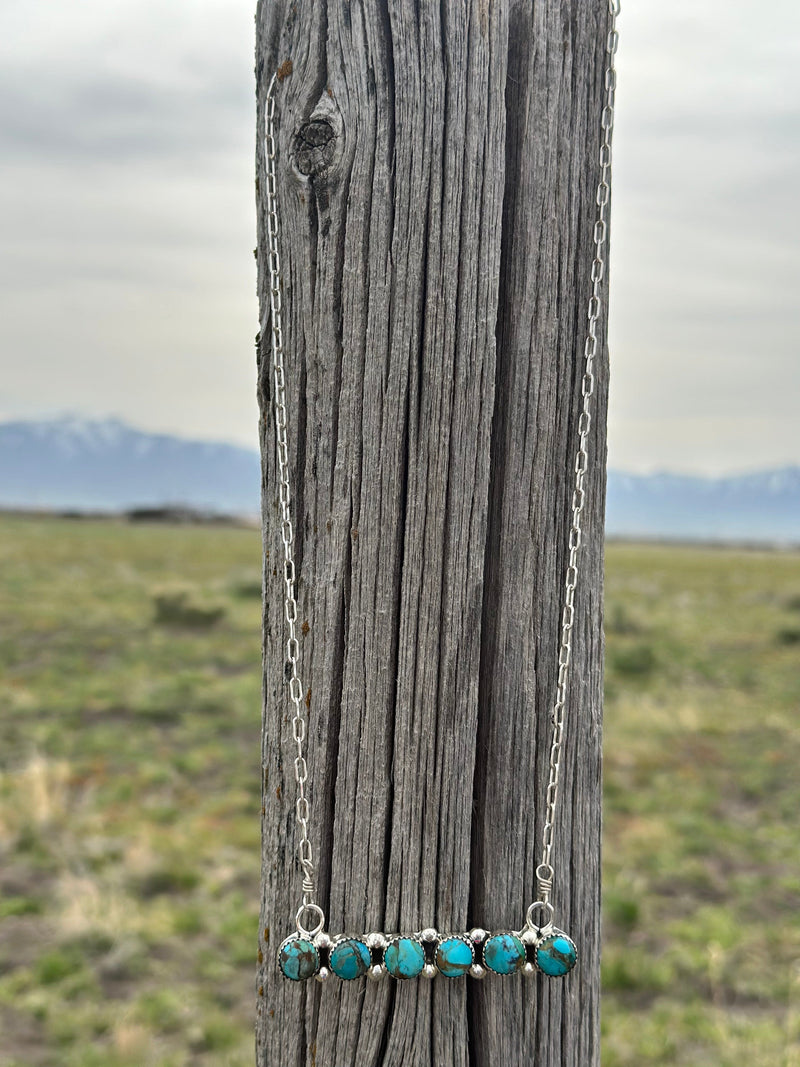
[295,903,325,939]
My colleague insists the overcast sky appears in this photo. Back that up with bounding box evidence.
[1,0,798,474]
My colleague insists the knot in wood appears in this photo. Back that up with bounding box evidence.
[294,120,336,176]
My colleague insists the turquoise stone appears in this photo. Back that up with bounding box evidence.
[330,938,371,981]
[483,932,525,976]
[535,932,577,977]
[383,936,425,979]
[278,935,319,981]
[435,936,473,978]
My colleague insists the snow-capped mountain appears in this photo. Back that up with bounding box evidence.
[1,417,798,542]
[606,468,800,543]
[0,416,261,515]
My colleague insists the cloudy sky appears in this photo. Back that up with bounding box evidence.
[1,0,798,474]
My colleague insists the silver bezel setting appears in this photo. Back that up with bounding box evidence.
[533,929,578,978]
[328,935,372,981]
[274,925,576,980]
[434,933,475,979]
[481,931,526,977]
[382,934,426,980]
[277,933,321,982]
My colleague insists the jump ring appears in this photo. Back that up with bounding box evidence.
[295,903,325,939]
[526,900,555,934]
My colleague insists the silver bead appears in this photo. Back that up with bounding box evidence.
[421,927,438,943]
[523,961,536,978]
[469,928,487,944]
[315,966,330,983]
[423,963,437,979]
[366,932,387,950]
[520,928,539,947]
[469,963,486,979]
[314,932,333,950]
[368,963,385,981]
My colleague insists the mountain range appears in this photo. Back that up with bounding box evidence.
[606,468,800,543]
[0,417,260,516]
[1,417,797,544]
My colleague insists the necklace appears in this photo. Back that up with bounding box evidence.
[264,1,619,985]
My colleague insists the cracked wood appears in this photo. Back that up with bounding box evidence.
[255,2,609,1064]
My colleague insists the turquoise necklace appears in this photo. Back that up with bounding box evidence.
[263,0,619,985]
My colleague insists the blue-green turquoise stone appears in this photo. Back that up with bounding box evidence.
[383,937,425,979]
[483,932,525,976]
[435,936,473,978]
[535,932,577,977]
[278,936,319,981]
[330,938,371,981]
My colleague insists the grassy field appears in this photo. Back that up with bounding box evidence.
[0,515,798,1065]
[602,544,800,1065]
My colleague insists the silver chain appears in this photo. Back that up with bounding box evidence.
[535,0,619,910]
[264,0,619,931]
[264,74,319,928]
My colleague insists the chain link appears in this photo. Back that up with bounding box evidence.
[537,0,619,906]
[265,0,619,924]
[263,73,319,920]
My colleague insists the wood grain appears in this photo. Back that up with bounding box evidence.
[255,2,609,1064]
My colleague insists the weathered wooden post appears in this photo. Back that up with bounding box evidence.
[255,2,610,1064]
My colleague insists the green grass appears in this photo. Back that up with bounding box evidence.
[0,516,262,1067]
[0,515,798,1064]
[602,543,800,1065]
